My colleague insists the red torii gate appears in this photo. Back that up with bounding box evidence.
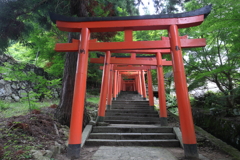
[93,53,172,126]
[50,5,211,159]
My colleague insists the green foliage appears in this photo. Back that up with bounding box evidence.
[182,0,240,108]
[191,91,227,109]
[87,96,100,104]
[0,101,10,111]
[0,100,58,118]
[166,94,177,107]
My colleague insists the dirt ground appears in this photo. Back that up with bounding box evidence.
[0,106,236,160]
[0,106,68,160]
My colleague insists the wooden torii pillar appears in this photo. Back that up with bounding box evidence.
[106,64,114,110]
[50,5,211,159]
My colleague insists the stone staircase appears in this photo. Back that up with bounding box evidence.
[85,91,180,147]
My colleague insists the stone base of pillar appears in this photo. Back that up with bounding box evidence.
[160,117,168,126]
[67,144,81,159]
[113,97,116,100]
[96,116,105,122]
[149,106,155,111]
[183,144,199,159]
[143,97,147,100]
[107,105,111,110]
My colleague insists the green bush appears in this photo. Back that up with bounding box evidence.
[191,91,227,109]
[0,101,10,111]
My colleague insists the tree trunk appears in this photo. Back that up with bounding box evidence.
[55,0,90,127]
[55,33,90,127]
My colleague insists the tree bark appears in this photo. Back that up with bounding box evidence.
[55,0,90,127]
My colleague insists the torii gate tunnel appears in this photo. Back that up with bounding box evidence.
[92,52,172,126]
[50,5,211,159]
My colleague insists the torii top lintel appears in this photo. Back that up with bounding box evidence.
[50,5,211,32]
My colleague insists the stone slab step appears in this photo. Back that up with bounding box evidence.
[112,103,149,105]
[107,109,155,113]
[104,120,161,124]
[112,101,149,104]
[105,113,159,117]
[104,116,160,121]
[85,139,180,147]
[111,107,151,110]
[112,104,150,107]
[92,126,173,133]
[89,133,176,140]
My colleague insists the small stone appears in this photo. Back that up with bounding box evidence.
[12,94,20,101]
[4,96,12,101]
[43,150,53,158]
[50,145,58,156]
[11,83,19,89]
[18,90,27,97]
[32,150,45,160]
[59,127,69,137]
[0,83,12,96]
[50,141,63,156]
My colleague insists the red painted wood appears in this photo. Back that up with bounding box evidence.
[169,24,197,144]
[68,28,90,145]
[55,38,206,52]
[156,52,167,119]
[56,15,204,32]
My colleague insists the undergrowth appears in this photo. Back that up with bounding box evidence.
[0,100,59,118]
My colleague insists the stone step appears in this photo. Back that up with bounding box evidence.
[105,112,159,117]
[114,98,146,102]
[104,120,161,124]
[92,126,173,133]
[85,139,180,147]
[111,107,151,110]
[104,116,160,121]
[106,109,155,113]
[89,133,176,140]
[112,101,149,104]
[112,104,149,107]
[112,104,149,106]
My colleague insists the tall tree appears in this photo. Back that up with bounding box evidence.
[182,0,240,108]
[55,0,139,126]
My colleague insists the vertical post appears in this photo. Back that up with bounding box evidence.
[107,64,113,110]
[113,70,117,100]
[67,28,90,159]
[118,73,121,95]
[138,71,143,97]
[147,69,155,110]
[156,52,168,126]
[133,80,136,91]
[136,76,139,94]
[123,81,126,91]
[97,51,111,122]
[169,24,198,158]
[116,71,119,97]
[121,79,124,91]
[141,70,147,100]
[135,76,139,94]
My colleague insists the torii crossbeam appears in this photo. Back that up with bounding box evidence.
[50,5,211,159]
